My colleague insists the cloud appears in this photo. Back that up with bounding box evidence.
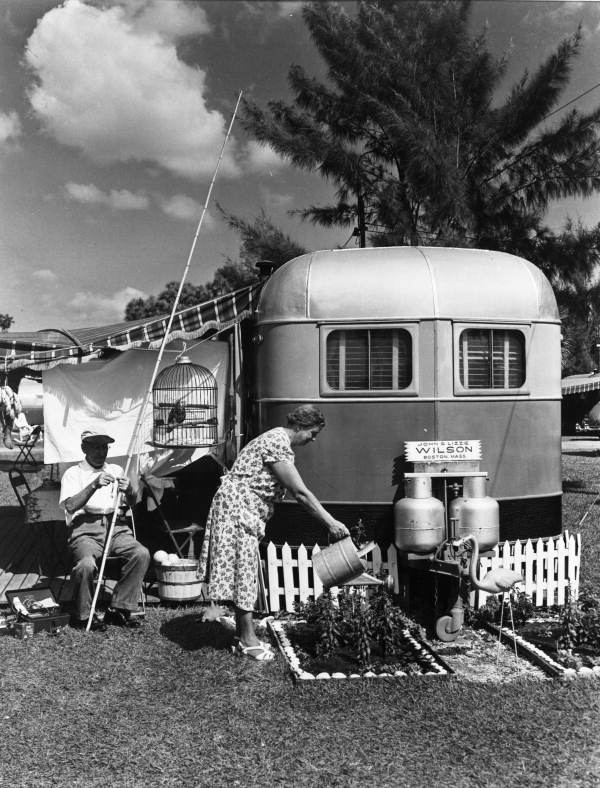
[64,181,218,220]
[65,182,106,205]
[243,140,288,173]
[65,182,149,210]
[32,269,58,283]
[523,1,600,36]
[68,286,147,325]
[159,193,214,225]
[549,1,586,18]
[117,0,211,40]
[0,110,22,153]
[25,0,237,179]
[109,189,150,210]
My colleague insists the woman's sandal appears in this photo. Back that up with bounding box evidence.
[233,637,273,651]
[232,641,275,661]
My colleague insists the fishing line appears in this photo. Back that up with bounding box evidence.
[86,90,244,631]
[577,488,600,528]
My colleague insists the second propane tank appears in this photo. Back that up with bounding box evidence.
[394,476,445,554]
[448,475,499,552]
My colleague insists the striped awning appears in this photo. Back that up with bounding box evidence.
[561,373,600,395]
[0,284,261,370]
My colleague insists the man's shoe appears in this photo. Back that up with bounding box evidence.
[71,614,106,632]
[105,607,142,628]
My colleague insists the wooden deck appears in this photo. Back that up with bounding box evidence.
[0,504,74,605]
[0,498,161,609]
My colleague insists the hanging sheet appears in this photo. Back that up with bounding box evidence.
[42,341,230,488]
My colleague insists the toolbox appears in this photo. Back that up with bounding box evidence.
[5,587,70,635]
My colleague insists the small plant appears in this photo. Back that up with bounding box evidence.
[557,649,583,671]
[511,591,535,626]
[349,517,368,545]
[467,594,501,627]
[314,591,341,660]
[347,602,372,670]
[467,591,534,628]
[368,583,399,658]
[558,586,583,652]
[557,586,600,654]
[367,582,424,655]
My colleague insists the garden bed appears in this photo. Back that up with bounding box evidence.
[489,618,600,680]
[427,625,550,682]
[268,618,451,680]
[473,591,600,680]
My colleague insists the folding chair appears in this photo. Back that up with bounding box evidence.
[9,467,32,508]
[15,476,69,580]
[140,474,204,559]
[11,425,43,470]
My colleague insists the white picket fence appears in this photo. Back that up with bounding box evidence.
[263,530,581,613]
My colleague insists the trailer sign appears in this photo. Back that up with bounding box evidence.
[405,440,481,463]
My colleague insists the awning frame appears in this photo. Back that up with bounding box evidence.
[0,284,261,371]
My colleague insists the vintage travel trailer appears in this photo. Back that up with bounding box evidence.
[0,245,562,562]
[250,246,562,548]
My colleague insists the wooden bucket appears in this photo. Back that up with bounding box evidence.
[155,560,204,602]
[312,538,378,588]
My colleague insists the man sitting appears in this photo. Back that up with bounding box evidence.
[60,429,150,630]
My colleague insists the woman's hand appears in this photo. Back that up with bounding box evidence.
[328,520,351,540]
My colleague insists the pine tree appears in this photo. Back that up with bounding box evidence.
[241,1,600,251]
[217,206,306,270]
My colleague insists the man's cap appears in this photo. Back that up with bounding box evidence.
[81,429,115,445]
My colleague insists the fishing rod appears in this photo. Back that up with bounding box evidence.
[86,90,244,631]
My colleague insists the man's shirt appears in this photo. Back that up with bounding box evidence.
[59,459,123,525]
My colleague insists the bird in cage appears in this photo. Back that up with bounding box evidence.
[167,399,187,429]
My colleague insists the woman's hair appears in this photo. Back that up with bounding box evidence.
[286,404,325,429]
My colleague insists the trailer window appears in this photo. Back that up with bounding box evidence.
[326,329,412,391]
[459,329,525,389]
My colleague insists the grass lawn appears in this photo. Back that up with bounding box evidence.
[1,450,600,787]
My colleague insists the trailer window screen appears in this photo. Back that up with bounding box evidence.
[459,329,525,389]
[326,329,412,390]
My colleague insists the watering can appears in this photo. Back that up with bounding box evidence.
[312,537,391,589]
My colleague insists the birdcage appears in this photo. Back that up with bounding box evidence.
[152,356,218,448]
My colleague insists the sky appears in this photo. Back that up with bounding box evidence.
[1,0,600,332]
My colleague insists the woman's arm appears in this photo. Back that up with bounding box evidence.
[269,461,350,540]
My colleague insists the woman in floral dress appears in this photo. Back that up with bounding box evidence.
[198,405,349,660]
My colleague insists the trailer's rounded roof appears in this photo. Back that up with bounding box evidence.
[256,246,559,323]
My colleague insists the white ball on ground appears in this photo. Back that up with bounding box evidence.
[153,550,168,564]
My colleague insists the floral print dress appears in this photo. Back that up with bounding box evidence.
[198,427,295,611]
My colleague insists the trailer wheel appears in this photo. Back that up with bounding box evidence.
[435,615,460,642]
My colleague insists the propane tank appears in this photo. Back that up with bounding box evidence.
[448,476,499,552]
[394,476,445,554]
